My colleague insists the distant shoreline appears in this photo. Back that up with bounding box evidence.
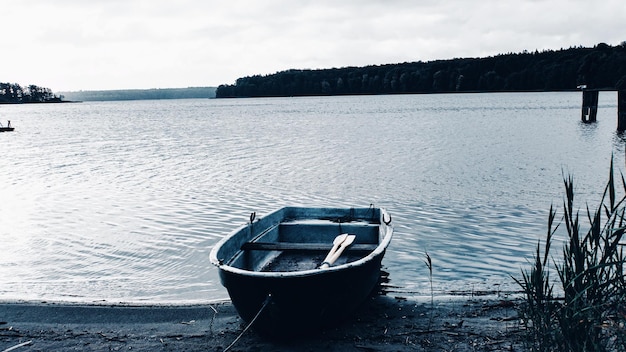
[0,100,79,104]
[58,86,217,102]
[216,43,626,98]
[0,89,604,104]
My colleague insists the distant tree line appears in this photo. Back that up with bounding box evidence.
[216,43,626,98]
[59,87,217,102]
[0,82,62,103]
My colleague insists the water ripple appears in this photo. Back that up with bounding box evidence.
[0,93,622,302]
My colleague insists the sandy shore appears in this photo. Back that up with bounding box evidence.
[1,294,524,351]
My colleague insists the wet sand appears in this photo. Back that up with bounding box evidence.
[1,294,523,351]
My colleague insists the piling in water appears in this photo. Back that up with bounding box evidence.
[618,90,626,131]
[581,89,599,123]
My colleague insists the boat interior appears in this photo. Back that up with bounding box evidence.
[229,218,383,272]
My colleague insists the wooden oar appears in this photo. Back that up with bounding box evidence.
[319,234,356,269]
[319,234,348,269]
[327,234,356,265]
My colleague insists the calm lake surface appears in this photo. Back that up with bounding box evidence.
[0,92,623,304]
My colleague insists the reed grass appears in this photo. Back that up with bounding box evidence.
[424,251,434,330]
[515,158,626,351]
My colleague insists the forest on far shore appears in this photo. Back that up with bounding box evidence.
[0,82,62,103]
[5,43,626,103]
[216,42,626,98]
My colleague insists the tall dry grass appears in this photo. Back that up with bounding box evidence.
[515,158,626,351]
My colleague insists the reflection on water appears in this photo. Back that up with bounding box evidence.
[0,92,623,303]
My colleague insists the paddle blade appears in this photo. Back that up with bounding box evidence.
[321,234,348,264]
[326,235,356,266]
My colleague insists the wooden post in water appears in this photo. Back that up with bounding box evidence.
[618,90,626,132]
[581,89,599,123]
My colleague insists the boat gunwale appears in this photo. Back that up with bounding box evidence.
[209,207,393,278]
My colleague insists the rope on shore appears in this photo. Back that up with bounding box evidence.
[2,340,32,352]
[223,294,272,352]
[209,304,218,334]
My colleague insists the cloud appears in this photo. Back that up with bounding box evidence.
[1,0,624,91]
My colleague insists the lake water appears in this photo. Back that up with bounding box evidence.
[0,92,623,304]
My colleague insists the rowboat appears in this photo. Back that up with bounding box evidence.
[209,206,393,337]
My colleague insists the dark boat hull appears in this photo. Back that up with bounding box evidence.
[0,127,14,132]
[210,206,393,337]
[219,249,385,335]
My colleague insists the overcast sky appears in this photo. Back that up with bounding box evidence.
[2,0,624,92]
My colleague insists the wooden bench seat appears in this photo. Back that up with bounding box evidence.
[241,242,378,252]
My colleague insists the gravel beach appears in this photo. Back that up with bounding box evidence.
[1,293,524,351]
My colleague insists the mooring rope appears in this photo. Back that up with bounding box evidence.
[223,294,272,352]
